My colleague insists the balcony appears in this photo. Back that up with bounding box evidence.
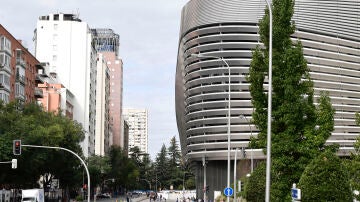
[0,37,11,55]
[0,62,12,74]
[34,87,43,98]
[0,82,10,93]
[16,58,26,67]
[16,73,26,85]
[15,93,25,101]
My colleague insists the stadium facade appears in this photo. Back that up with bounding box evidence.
[175,0,360,199]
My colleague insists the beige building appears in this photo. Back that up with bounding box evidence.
[123,108,148,155]
[95,53,111,156]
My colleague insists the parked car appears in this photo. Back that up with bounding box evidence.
[97,193,111,198]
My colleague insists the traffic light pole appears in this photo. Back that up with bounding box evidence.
[21,144,91,202]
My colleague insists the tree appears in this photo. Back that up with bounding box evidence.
[0,101,84,192]
[344,112,360,200]
[108,146,139,191]
[243,162,266,202]
[247,0,334,199]
[87,155,111,191]
[154,144,169,190]
[298,150,352,201]
[167,136,182,188]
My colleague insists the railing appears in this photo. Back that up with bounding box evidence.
[16,73,26,84]
[16,58,26,67]
[34,87,43,98]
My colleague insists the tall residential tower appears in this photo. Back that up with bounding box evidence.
[34,13,97,157]
[123,108,148,155]
[92,29,124,149]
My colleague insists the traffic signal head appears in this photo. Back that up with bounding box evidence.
[13,140,21,155]
[11,159,17,169]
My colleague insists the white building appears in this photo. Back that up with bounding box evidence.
[95,53,111,156]
[123,108,148,155]
[34,13,97,157]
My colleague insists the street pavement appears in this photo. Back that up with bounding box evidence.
[94,195,177,202]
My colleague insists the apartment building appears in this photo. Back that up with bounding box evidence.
[123,108,148,155]
[91,28,124,149]
[0,24,42,104]
[94,53,111,156]
[33,13,97,157]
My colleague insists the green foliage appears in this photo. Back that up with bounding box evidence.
[109,145,139,190]
[87,155,111,188]
[299,150,352,201]
[247,0,335,199]
[244,162,266,202]
[155,144,170,189]
[343,157,360,201]
[0,101,84,189]
[346,112,360,200]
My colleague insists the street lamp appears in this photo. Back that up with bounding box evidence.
[264,1,273,202]
[240,115,253,172]
[191,53,231,202]
[202,156,207,202]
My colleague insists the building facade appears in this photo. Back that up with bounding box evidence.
[0,24,42,104]
[39,85,74,119]
[94,53,111,156]
[175,0,360,199]
[123,108,148,155]
[91,29,124,149]
[34,13,97,157]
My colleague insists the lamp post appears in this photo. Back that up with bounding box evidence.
[264,1,273,202]
[190,53,231,202]
[240,115,253,172]
[202,156,207,202]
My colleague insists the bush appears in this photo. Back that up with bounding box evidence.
[298,150,352,201]
[243,162,266,202]
[75,195,83,202]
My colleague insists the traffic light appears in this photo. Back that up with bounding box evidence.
[11,159,17,169]
[206,185,209,193]
[13,140,21,155]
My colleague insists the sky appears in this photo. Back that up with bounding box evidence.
[0,0,189,159]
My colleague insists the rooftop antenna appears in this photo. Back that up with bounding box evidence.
[76,8,80,19]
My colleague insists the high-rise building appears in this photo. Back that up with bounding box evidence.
[0,24,43,104]
[91,29,124,149]
[34,13,97,157]
[123,108,148,155]
[94,53,111,156]
[175,0,360,199]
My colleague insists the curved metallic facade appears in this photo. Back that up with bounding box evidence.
[176,1,360,196]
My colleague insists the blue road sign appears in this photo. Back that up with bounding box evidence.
[291,188,301,200]
[224,187,233,197]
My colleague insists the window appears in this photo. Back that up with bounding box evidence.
[54,24,58,30]
[0,53,10,67]
[0,36,11,52]
[53,55,57,61]
[0,73,10,86]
